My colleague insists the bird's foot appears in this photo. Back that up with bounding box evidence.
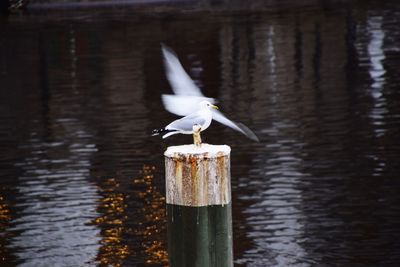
[193,124,202,147]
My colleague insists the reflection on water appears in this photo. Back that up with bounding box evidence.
[1,1,400,266]
[366,16,387,139]
[90,178,128,266]
[10,119,101,267]
[221,19,313,265]
[133,165,167,266]
[0,190,12,263]
[89,165,167,267]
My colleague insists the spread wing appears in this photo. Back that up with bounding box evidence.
[160,44,259,142]
[161,44,204,96]
[212,110,259,142]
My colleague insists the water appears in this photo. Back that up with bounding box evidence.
[1,1,400,266]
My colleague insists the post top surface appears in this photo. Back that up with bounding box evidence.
[164,143,231,157]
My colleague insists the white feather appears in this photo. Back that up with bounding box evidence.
[162,94,216,116]
[161,45,259,142]
[162,44,203,96]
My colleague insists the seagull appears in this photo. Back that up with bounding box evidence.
[153,44,259,143]
[152,100,218,145]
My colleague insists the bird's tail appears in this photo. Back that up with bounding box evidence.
[152,128,178,139]
[152,128,167,136]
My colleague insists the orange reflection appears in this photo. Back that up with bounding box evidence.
[133,165,168,266]
[0,192,11,263]
[90,165,168,266]
[90,178,129,267]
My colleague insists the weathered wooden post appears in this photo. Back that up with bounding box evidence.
[165,144,233,267]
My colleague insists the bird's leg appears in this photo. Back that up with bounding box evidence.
[193,124,202,147]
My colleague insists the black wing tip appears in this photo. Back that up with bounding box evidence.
[151,128,164,136]
[246,132,260,142]
[160,43,178,57]
[160,42,171,50]
[235,122,260,142]
[152,128,176,137]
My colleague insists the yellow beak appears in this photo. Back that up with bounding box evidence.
[211,104,219,110]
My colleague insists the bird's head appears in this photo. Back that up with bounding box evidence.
[199,100,218,110]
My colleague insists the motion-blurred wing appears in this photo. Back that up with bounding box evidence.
[162,44,203,96]
[161,45,259,142]
[212,110,259,142]
[162,94,216,116]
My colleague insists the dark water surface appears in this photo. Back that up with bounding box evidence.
[1,1,400,266]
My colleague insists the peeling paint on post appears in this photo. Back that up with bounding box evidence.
[164,144,233,267]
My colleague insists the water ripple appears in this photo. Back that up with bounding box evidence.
[1,2,400,266]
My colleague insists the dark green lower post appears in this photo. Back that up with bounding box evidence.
[167,203,233,267]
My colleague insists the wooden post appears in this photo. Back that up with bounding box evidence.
[164,144,233,267]
[192,125,202,147]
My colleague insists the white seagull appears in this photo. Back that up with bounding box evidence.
[152,44,259,142]
[152,100,218,139]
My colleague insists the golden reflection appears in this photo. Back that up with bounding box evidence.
[0,192,11,263]
[0,197,10,222]
[90,178,129,267]
[133,165,168,266]
[90,165,168,266]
